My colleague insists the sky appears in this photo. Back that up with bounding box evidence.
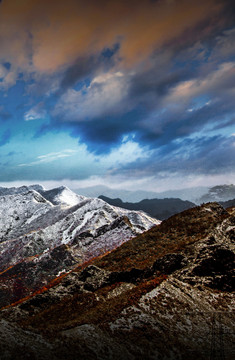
[0,0,234,192]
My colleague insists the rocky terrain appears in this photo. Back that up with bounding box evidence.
[0,199,234,359]
[0,185,159,308]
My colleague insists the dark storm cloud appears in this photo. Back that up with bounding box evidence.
[69,108,145,154]
[128,58,188,100]
[156,99,234,145]
[50,53,235,154]
[60,45,120,92]
[46,9,234,154]
[8,0,232,181]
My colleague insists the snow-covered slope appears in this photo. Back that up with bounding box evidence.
[0,190,54,242]
[0,185,160,305]
[38,186,86,206]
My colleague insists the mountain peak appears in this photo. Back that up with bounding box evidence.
[38,186,86,206]
[0,184,159,309]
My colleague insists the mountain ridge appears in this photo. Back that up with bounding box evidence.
[98,195,196,220]
[1,201,234,359]
[0,185,159,308]
[74,183,235,204]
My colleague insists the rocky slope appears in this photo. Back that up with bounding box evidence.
[0,202,234,359]
[0,185,159,308]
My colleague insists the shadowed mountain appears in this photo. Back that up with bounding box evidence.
[98,195,196,220]
[75,185,208,203]
[220,198,235,208]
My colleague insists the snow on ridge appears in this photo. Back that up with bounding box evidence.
[0,184,45,196]
[39,186,86,207]
[0,184,160,273]
[0,184,86,207]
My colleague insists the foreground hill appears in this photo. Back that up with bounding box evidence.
[0,185,159,308]
[0,202,234,359]
[99,195,196,220]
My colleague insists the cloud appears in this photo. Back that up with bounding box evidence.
[0,63,18,90]
[59,46,120,93]
[211,28,235,60]
[163,62,235,109]
[18,149,77,167]
[113,135,235,183]
[0,0,232,94]
[101,137,151,167]
[53,71,129,122]
[0,0,234,188]
[24,102,47,121]
[1,170,235,194]
[0,0,226,74]
[50,58,235,153]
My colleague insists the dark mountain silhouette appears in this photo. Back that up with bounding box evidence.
[220,198,235,208]
[98,195,196,220]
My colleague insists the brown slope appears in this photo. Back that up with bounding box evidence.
[94,202,229,271]
[6,202,230,324]
[1,202,234,360]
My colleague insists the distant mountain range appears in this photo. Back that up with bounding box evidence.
[99,195,196,220]
[220,198,235,208]
[198,184,235,203]
[74,184,208,203]
[75,183,235,204]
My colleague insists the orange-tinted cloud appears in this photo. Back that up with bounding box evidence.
[0,0,224,74]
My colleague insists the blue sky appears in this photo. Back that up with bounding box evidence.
[0,0,234,192]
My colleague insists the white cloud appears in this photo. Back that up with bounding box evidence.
[101,139,151,166]
[24,103,47,121]
[18,149,77,167]
[2,172,235,194]
[53,71,129,121]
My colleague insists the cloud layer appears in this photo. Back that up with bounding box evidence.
[0,0,234,189]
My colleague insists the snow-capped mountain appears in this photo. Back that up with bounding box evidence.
[0,185,160,307]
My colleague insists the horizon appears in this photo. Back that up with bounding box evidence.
[0,179,234,194]
[0,0,234,190]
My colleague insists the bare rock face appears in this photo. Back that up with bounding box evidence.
[152,253,186,274]
[78,265,112,292]
[190,244,234,291]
